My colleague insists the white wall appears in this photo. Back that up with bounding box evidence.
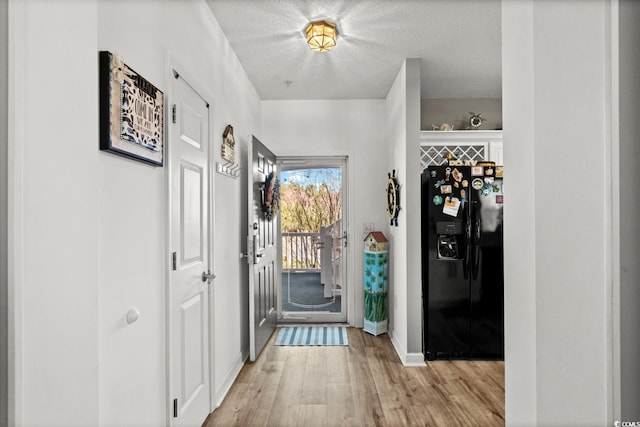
[261,99,387,328]
[421,97,502,131]
[404,60,423,359]
[385,62,407,356]
[0,0,8,424]
[503,1,615,425]
[501,1,537,424]
[96,0,261,424]
[8,0,261,425]
[619,0,640,419]
[9,1,100,425]
[385,59,423,365]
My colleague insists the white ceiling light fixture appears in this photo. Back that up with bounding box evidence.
[305,20,337,52]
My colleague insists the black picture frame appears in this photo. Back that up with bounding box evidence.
[99,51,164,166]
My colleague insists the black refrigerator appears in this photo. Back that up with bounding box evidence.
[421,162,504,360]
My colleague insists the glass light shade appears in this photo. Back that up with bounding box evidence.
[305,21,337,52]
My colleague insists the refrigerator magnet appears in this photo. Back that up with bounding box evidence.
[472,178,483,190]
[496,195,504,204]
[440,185,452,194]
[434,179,445,188]
[496,166,504,178]
[462,179,469,188]
[433,195,443,206]
[443,197,461,217]
[452,168,463,182]
[472,166,484,176]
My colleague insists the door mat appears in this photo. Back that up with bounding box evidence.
[275,326,349,346]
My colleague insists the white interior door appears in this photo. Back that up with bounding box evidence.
[169,73,212,426]
[247,136,278,361]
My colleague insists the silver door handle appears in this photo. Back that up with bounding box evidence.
[335,231,348,247]
[252,234,259,264]
[202,270,216,284]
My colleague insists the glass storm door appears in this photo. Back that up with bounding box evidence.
[277,156,348,324]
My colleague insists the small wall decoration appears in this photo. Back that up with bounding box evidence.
[432,122,454,131]
[99,51,164,166]
[386,170,400,226]
[217,124,241,178]
[221,124,236,163]
[262,171,280,221]
[467,112,486,129]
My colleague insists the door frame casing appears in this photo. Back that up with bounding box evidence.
[276,152,355,326]
[6,0,26,423]
[1,0,10,424]
[164,54,216,424]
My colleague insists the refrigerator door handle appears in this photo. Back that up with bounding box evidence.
[463,207,471,280]
[472,201,481,280]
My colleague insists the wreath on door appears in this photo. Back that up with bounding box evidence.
[262,171,280,221]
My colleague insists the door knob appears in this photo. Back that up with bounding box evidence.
[202,270,216,284]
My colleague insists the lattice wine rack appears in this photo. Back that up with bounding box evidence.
[420,144,486,171]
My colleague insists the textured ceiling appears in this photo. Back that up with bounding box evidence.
[206,0,502,100]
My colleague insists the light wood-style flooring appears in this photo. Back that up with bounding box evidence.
[203,327,504,427]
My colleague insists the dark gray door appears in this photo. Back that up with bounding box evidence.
[247,136,278,361]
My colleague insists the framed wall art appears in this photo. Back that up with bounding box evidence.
[99,51,164,166]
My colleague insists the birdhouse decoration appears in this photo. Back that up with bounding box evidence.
[364,231,388,252]
[363,231,389,336]
[221,124,235,163]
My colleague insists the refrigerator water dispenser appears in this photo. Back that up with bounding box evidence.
[436,221,463,260]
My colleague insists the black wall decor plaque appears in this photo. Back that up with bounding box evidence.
[99,51,164,166]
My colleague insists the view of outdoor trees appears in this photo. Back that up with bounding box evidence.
[280,168,342,270]
[280,168,341,232]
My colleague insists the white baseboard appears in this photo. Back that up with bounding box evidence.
[214,350,247,408]
[389,331,425,367]
[403,352,426,367]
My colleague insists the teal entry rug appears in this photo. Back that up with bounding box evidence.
[275,326,349,346]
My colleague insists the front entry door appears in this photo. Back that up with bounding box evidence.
[278,156,348,324]
[247,136,279,361]
[169,73,212,426]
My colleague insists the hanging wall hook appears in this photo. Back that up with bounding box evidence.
[216,161,241,179]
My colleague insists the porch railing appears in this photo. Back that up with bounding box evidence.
[281,232,321,271]
[282,221,343,298]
